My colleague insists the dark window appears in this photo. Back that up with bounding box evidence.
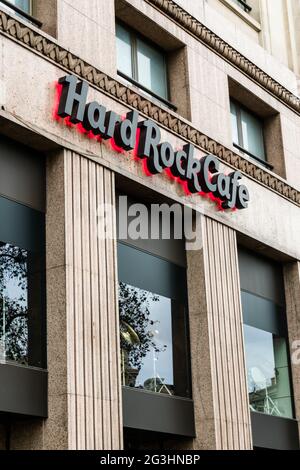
[238,249,294,420]
[0,1,43,28]
[116,22,169,103]
[0,197,45,369]
[230,99,268,167]
[6,0,31,13]
[1,0,31,16]
[231,0,252,13]
[118,242,191,399]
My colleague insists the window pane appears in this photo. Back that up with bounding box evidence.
[118,243,190,398]
[241,108,265,160]
[244,325,294,419]
[116,23,133,78]
[137,38,168,99]
[0,194,46,369]
[7,0,31,13]
[120,283,175,394]
[230,101,239,145]
[0,242,28,365]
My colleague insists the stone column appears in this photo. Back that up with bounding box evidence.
[284,261,300,444]
[187,215,252,450]
[8,150,123,450]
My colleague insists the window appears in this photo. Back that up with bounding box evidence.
[0,136,45,370]
[231,0,252,13]
[3,0,31,14]
[238,249,294,420]
[244,324,293,418]
[116,22,169,103]
[0,197,45,369]
[118,242,191,398]
[231,99,268,166]
[1,1,43,29]
[10,0,31,13]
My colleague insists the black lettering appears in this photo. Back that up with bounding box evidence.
[212,173,231,200]
[171,149,187,178]
[102,111,121,140]
[236,185,250,209]
[137,120,162,174]
[199,155,219,193]
[114,111,139,150]
[183,144,202,193]
[222,171,242,209]
[83,102,106,135]
[158,142,175,168]
[58,75,89,123]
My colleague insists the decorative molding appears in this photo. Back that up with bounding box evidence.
[145,0,300,114]
[0,9,299,206]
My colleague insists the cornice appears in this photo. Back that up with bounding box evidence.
[0,9,299,207]
[145,0,300,115]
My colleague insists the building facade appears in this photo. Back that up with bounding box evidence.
[0,0,300,451]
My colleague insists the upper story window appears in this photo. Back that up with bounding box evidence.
[231,0,252,13]
[117,195,191,399]
[0,136,45,369]
[116,22,169,103]
[0,1,43,29]
[3,0,31,14]
[230,99,268,167]
[238,248,294,420]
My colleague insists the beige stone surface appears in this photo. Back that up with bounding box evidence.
[57,0,117,75]
[284,262,300,441]
[0,0,300,451]
[187,216,252,450]
[34,0,58,38]
[172,0,298,93]
[0,31,298,261]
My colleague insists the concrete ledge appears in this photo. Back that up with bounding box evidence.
[123,387,195,437]
[0,363,48,418]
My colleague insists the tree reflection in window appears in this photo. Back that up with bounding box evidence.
[0,241,28,365]
[119,282,174,395]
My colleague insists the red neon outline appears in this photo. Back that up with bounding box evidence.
[53,81,63,122]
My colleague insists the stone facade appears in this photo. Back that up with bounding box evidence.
[0,0,299,450]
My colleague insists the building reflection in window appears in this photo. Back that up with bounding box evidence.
[120,283,174,394]
[118,242,191,398]
[0,242,28,365]
[244,325,293,419]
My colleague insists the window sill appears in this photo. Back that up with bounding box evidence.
[122,386,195,437]
[219,0,261,32]
[251,411,299,450]
[117,70,177,113]
[0,362,48,417]
[233,143,273,171]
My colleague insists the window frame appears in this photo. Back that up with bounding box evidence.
[232,0,252,13]
[117,240,192,400]
[238,248,296,421]
[116,20,176,112]
[0,0,42,28]
[230,98,273,170]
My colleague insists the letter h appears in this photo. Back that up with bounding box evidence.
[58,75,89,123]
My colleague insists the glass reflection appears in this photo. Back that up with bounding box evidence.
[116,23,133,79]
[137,39,168,99]
[119,282,174,395]
[0,241,28,365]
[244,324,293,418]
